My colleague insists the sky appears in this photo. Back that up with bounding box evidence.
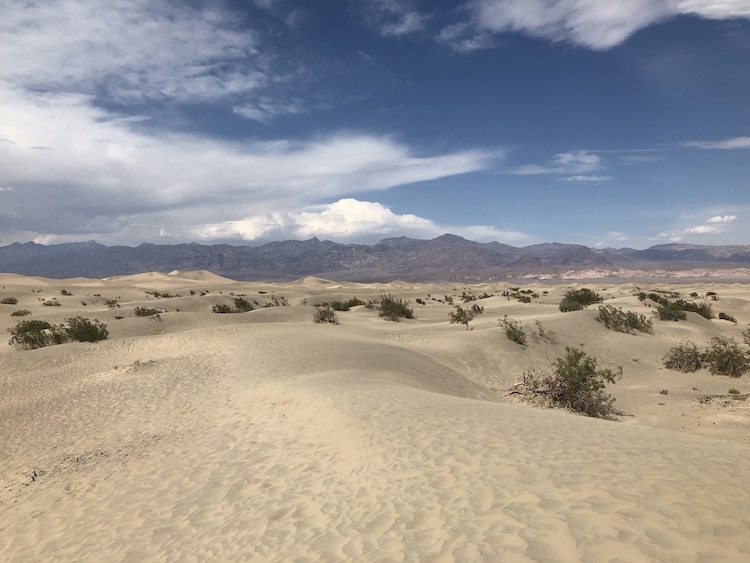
[0,0,749,250]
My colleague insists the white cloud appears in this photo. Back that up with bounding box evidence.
[443,0,750,51]
[193,198,531,244]
[683,136,750,150]
[0,186,14,192]
[707,215,736,224]
[0,86,498,241]
[512,151,601,175]
[362,0,428,37]
[559,175,612,183]
[0,0,269,105]
[685,224,721,234]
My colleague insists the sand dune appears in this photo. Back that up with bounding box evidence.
[1,273,749,561]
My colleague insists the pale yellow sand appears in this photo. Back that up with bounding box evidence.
[1,273,749,561]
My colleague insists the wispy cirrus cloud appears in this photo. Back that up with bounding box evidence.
[511,151,601,176]
[683,136,750,150]
[559,175,612,183]
[360,0,429,37]
[440,0,750,52]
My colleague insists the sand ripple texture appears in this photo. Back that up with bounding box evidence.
[1,275,750,562]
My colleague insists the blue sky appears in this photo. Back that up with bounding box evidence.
[0,0,748,249]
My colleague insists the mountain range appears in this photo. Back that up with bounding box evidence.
[1,235,749,282]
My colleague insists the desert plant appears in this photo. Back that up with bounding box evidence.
[561,288,603,310]
[718,312,736,323]
[663,342,704,372]
[470,303,484,315]
[670,299,713,319]
[596,305,653,334]
[516,347,621,418]
[531,319,557,344]
[659,389,669,395]
[8,320,59,349]
[313,305,338,324]
[728,388,740,395]
[450,306,474,330]
[743,328,750,348]
[212,304,233,314]
[377,293,414,322]
[500,316,527,347]
[703,338,749,378]
[234,297,255,312]
[59,289,72,296]
[64,316,108,342]
[559,299,584,312]
[10,309,31,317]
[42,299,61,307]
[1,297,18,305]
[134,306,163,317]
[656,306,687,321]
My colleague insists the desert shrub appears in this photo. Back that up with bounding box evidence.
[743,328,750,348]
[663,342,704,372]
[450,306,474,330]
[718,312,736,323]
[728,388,740,395]
[478,292,492,299]
[659,389,669,395]
[415,298,425,305]
[596,305,653,334]
[561,288,603,309]
[378,293,414,322]
[11,309,31,317]
[470,303,484,315]
[656,306,687,321]
[531,319,557,344]
[706,291,717,297]
[1,297,18,305]
[559,299,584,313]
[234,297,255,312]
[42,299,61,307]
[500,316,527,347]
[461,292,476,303]
[64,316,108,342]
[313,305,338,324]
[444,295,454,305]
[703,338,749,378]
[212,304,233,314]
[134,306,163,317]
[670,299,713,319]
[517,347,621,418]
[8,320,59,349]
[517,295,532,304]
[59,289,72,296]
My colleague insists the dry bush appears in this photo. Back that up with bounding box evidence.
[663,342,704,372]
[703,338,749,378]
[500,316,527,347]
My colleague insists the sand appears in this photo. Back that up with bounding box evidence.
[1,273,749,561]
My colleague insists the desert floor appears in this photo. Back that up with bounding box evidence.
[1,271,749,562]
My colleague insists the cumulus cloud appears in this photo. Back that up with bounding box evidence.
[683,136,750,150]
[707,215,736,224]
[512,151,601,175]
[442,0,750,51]
[193,198,531,244]
[0,86,497,241]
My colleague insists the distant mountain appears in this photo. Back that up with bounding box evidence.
[0,237,748,282]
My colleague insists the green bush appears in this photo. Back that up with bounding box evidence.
[656,306,687,321]
[703,338,749,378]
[670,299,713,319]
[377,293,414,322]
[8,316,108,349]
[518,347,621,418]
[313,305,338,324]
[596,305,653,334]
[559,298,585,312]
[561,288,603,309]
[65,316,109,342]
[450,306,474,330]
[1,297,18,305]
[10,309,31,317]
[8,320,59,349]
[134,306,163,317]
[663,342,704,372]
[500,316,527,347]
[234,297,255,312]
